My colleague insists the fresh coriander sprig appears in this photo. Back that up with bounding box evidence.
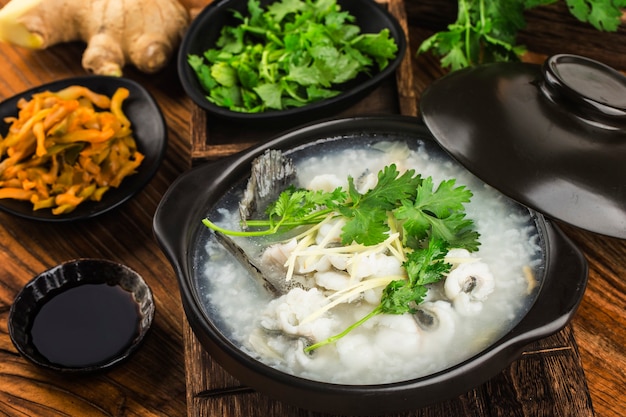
[202,186,345,237]
[304,237,451,352]
[202,163,481,353]
[395,176,479,251]
[418,0,626,71]
[202,164,480,250]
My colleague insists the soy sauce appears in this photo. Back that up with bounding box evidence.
[29,283,140,368]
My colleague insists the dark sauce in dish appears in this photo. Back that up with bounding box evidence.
[29,283,140,368]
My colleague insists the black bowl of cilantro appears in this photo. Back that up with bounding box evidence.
[178,0,406,123]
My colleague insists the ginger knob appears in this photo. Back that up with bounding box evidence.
[0,0,198,76]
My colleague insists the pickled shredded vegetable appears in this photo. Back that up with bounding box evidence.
[0,86,144,214]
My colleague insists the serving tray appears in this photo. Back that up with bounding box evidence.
[186,1,595,415]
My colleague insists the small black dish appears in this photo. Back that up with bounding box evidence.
[0,75,167,222]
[8,259,155,373]
[178,0,407,124]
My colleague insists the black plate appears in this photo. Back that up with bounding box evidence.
[153,116,588,415]
[178,0,407,124]
[421,54,626,239]
[0,76,167,222]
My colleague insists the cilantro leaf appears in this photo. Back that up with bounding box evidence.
[338,164,421,245]
[266,187,310,221]
[381,238,450,314]
[415,178,472,218]
[267,0,307,22]
[187,55,218,93]
[350,164,421,211]
[227,185,348,235]
[395,177,480,251]
[351,29,399,70]
[207,85,243,109]
[305,85,340,101]
[253,82,283,109]
[306,187,347,208]
[403,238,451,287]
[565,0,626,31]
[379,280,428,315]
[418,0,624,70]
[246,0,265,27]
[340,208,389,246]
[237,63,259,89]
[216,25,245,54]
[211,62,238,87]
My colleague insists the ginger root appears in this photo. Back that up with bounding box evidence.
[0,0,208,76]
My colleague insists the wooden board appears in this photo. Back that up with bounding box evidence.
[185,1,595,415]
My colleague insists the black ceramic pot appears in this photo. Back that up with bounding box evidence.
[153,116,587,416]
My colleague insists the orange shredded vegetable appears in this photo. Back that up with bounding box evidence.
[0,86,144,215]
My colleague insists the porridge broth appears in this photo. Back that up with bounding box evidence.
[193,135,544,385]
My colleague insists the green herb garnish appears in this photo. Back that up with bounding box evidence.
[418,0,626,71]
[304,236,453,352]
[202,163,480,351]
[188,0,398,113]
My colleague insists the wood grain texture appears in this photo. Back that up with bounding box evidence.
[558,225,626,417]
[0,0,624,416]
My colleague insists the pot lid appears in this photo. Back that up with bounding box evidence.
[421,54,626,239]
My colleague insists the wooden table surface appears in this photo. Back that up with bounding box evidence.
[0,1,624,417]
